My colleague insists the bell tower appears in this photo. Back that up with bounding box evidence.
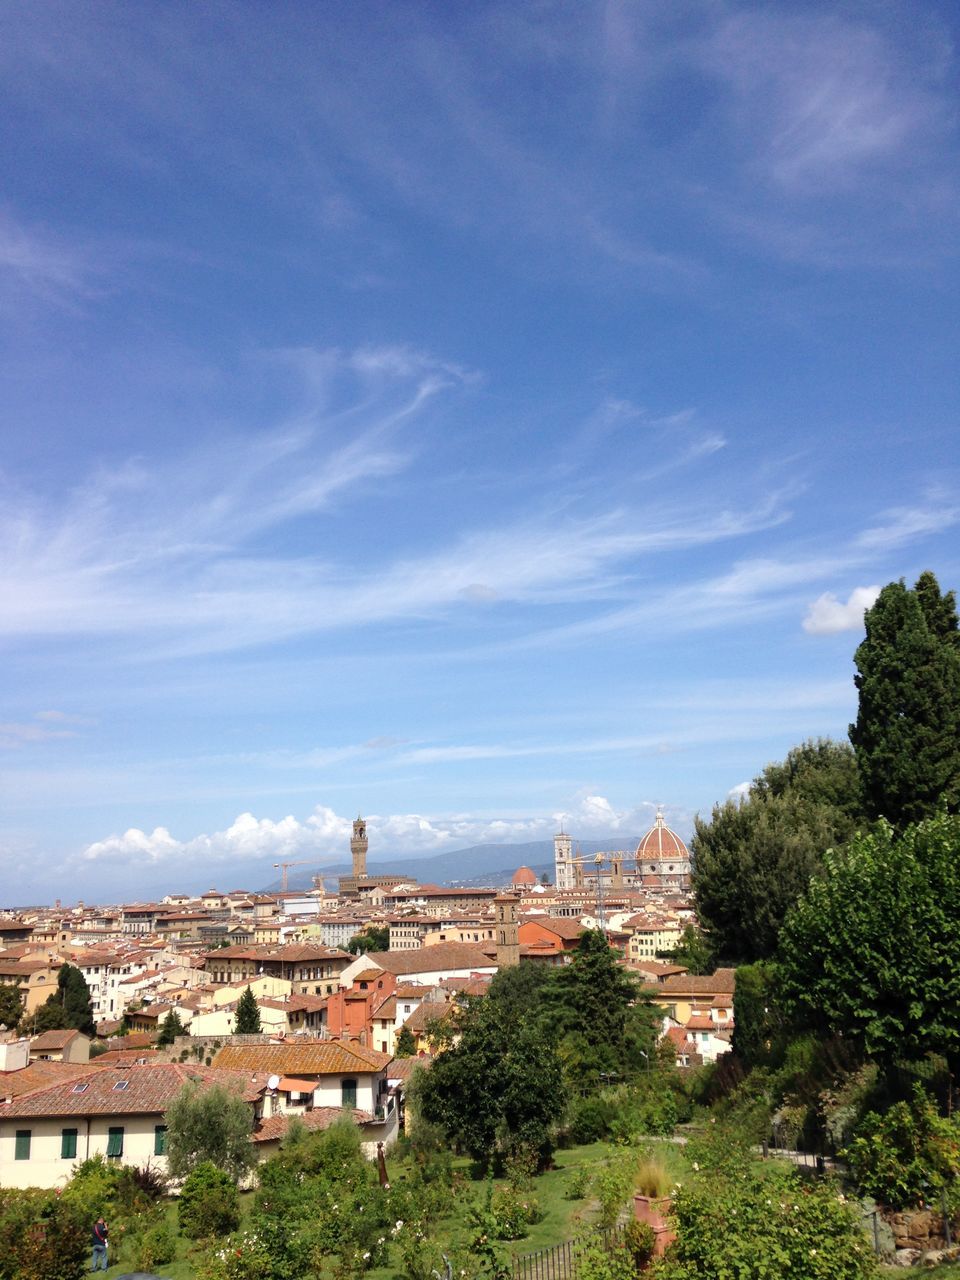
[494,891,520,968]
[554,829,573,890]
[351,816,368,880]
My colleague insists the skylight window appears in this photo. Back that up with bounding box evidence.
[113,1081,129,1091]
[72,1083,89,1094]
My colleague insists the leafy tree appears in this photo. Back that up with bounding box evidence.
[234,985,261,1034]
[346,924,390,954]
[28,964,95,1037]
[777,812,960,1073]
[0,982,24,1030]
[540,929,658,1090]
[416,992,565,1167]
[730,961,785,1069]
[164,1081,256,1182]
[178,1161,240,1238]
[693,739,862,963]
[660,925,713,975]
[394,1025,416,1057]
[850,572,960,827]
[156,1009,187,1046]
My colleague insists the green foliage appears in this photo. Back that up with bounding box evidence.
[692,738,862,962]
[165,1080,256,1182]
[488,1182,544,1239]
[395,1025,417,1057]
[591,1152,639,1228]
[566,1095,616,1144]
[844,1085,960,1209]
[0,1188,87,1280]
[850,572,960,828]
[574,1233,636,1280]
[541,929,658,1091]
[0,982,24,1030]
[659,924,713,975]
[658,1141,877,1280]
[234,985,262,1034]
[131,1215,176,1270]
[157,1008,188,1045]
[347,924,391,954]
[179,1161,241,1239]
[417,987,565,1168]
[731,960,786,1068]
[777,812,960,1069]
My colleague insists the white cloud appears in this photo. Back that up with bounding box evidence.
[803,586,880,635]
[727,781,751,800]
[0,208,94,303]
[79,795,681,871]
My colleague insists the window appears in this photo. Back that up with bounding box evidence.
[154,1125,167,1155]
[72,1082,90,1094]
[341,1078,357,1108]
[61,1128,78,1159]
[107,1126,124,1158]
[15,1130,31,1160]
[113,1080,129,1091]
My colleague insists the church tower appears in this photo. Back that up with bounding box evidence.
[554,829,573,890]
[351,816,368,880]
[494,891,520,968]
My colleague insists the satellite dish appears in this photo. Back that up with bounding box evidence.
[267,1074,281,1091]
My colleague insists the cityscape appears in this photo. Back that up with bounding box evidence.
[1,4,958,1280]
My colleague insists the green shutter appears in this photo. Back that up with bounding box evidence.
[14,1129,31,1160]
[341,1078,357,1108]
[106,1126,124,1157]
[61,1128,78,1159]
[154,1124,167,1155]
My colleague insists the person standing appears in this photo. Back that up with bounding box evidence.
[91,1216,109,1272]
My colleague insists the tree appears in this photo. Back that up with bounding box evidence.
[157,1009,187,1046]
[850,573,960,828]
[346,924,390,954]
[28,964,95,1037]
[0,982,23,1030]
[165,1081,256,1182]
[234,985,261,1034]
[660,925,713,975]
[394,1025,416,1057]
[692,739,862,963]
[540,929,658,1089]
[776,812,960,1073]
[416,992,565,1167]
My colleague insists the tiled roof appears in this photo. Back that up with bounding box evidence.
[364,942,497,975]
[30,1029,81,1051]
[212,1040,392,1076]
[658,968,736,996]
[0,1060,96,1099]
[388,1055,432,1082]
[402,1001,449,1032]
[253,1106,372,1143]
[0,1063,264,1118]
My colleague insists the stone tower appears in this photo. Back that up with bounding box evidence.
[351,816,368,880]
[494,891,520,968]
[554,829,573,890]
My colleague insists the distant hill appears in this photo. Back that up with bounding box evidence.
[270,837,643,892]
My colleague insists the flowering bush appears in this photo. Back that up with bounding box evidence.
[179,1161,240,1239]
[489,1184,543,1239]
[0,1189,87,1280]
[657,1153,877,1280]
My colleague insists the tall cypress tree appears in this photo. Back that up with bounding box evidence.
[234,985,261,1034]
[850,572,960,827]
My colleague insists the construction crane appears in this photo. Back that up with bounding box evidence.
[272,859,316,892]
[568,849,619,933]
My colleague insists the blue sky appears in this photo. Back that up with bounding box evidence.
[1,1,958,904]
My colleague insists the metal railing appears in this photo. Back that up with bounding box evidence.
[512,1225,626,1280]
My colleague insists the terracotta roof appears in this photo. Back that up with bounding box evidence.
[92,1048,164,1067]
[277,1076,317,1093]
[636,812,690,861]
[0,1063,264,1118]
[363,942,497,975]
[373,997,398,1021]
[402,1001,450,1032]
[520,917,584,939]
[658,968,736,996]
[212,1041,392,1076]
[388,1054,433,1082]
[511,866,537,886]
[0,1060,96,1099]
[30,1029,82,1051]
[685,1015,715,1030]
[253,1106,373,1143]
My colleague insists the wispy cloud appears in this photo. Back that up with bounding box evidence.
[0,711,84,750]
[0,208,95,306]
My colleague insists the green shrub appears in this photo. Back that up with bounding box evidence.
[179,1161,240,1239]
[844,1085,960,1210]
[567,1096,614,1144]
[0,1189,87,1280]
[133,1216,176,1270]
[566,1165,591,1200]
[622,1218,656,1270]
[574,1233,636,1280]
[489,1183,543,1239]
[592,1154,638,1229]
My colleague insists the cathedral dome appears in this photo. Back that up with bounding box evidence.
[636,809,689,862]
[511,865,537,887]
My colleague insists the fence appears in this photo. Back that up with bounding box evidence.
[512,1225,625,1280]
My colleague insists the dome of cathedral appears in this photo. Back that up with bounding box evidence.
[511,865,538,887]
[635,809,689,861]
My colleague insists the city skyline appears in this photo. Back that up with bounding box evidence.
[2,2,958,903]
